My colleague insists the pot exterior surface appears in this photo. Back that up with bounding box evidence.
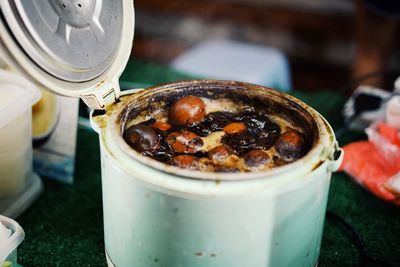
[101,141,331,267]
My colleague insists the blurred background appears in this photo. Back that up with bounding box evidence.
[131,0,400,92]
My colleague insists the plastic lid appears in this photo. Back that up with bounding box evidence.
[0,0,134,110]
[0,69,41,128]
[2,0,123,82]
[0,215,25,265]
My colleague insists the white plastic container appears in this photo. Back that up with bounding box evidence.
[0,1,343,266]
[386,96,400,129]
[0,70,41,197]
[0,215,25,267]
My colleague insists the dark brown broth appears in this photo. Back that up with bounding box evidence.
[123,100,308,172]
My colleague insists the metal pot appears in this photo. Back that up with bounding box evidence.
[91,80,343,267]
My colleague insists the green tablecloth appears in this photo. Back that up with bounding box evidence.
[17,60,400,266]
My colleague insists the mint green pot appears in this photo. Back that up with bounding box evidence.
[91,81,343,267]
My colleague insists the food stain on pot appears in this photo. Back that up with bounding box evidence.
[194,252,217,257]
[92,94,134,130]
[147,255,160,263]
[311,161,324,171]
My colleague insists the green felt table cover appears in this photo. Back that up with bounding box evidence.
[16,60,400,266]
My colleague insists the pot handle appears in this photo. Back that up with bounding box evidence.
[327,141,344,172]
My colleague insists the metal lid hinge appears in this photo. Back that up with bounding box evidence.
[81,81,121,110]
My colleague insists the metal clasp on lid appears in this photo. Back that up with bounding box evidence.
[81,81,121,110]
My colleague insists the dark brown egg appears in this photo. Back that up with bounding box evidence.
[274,130,305,161]
[223,122,247,135]
[208,145,232,161]
[166,131,203,153]
[172,155,200,170]
[151,121,172,131]
[123,124,160,153]
[168,96,206,125]
[244,149,270,167]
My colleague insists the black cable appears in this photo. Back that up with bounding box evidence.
[326,210,395,267]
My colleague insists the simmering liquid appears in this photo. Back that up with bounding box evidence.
[123,96,308,172]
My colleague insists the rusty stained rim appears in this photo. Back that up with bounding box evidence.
[105,80,334,181]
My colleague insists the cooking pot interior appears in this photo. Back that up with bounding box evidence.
[117,81,319,154]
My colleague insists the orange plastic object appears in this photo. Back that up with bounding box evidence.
[377,123,400,147]
[340,141,400,206]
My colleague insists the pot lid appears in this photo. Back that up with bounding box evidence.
[0,0,134,109]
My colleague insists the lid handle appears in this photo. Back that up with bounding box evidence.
[81,81,121,110]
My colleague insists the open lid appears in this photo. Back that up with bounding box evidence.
[0,0,135,110]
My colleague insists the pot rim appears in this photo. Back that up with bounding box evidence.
[101,80,337,182]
